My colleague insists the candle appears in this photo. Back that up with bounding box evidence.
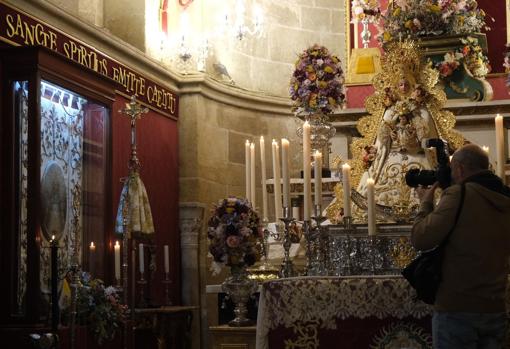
[260,136,268,221]
[303,121,311,220]
[292,206,300,220]
[342,163,352,217]
[89,241,96,275]
[245,140,251,201]
[314,151,322,207]
[281,138,290,210]
[139,243,144,274]
[482,145,489,154]
[495,114,505,182]
[250,142,256,208]
[164,245,169,274]
[114,241,121,280]
[367,178,376,236]
[272,140,283,220]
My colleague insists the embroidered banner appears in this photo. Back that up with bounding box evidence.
[0,2,178,118]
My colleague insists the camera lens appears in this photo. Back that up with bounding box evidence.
[405,168,437,187]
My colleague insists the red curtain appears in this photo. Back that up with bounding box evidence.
[111,96,180,305]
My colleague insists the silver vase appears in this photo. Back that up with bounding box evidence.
[222,265,257,327]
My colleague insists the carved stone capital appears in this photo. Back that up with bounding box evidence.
[179,202,206,248]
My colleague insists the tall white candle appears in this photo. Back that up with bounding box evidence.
[292,206,300,220]
[260,136,268,221]
[314,151,322,207]
[272,140,283,220]
[250,142,256,207]
[342,163,352,217]
[495,114,505,182]
[139,243,144,274]
[89,241,96,274]
[281,138,290,210]
[303,121,311,220]
[114,241,121,280]
[164,245,169,274]
[245,140,251,201]
[367,178,376,236]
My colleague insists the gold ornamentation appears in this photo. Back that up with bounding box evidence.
[390,237,417,269]
[449,80,468,94]
[327,40,463,222]
[370,322,432,349]
[284,320,320,349]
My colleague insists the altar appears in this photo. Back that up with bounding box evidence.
[255,276,433,349]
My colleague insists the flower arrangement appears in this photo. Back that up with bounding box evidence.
[435,36,490,78]
[63,272,126,345]
[351,0,381,22]
[379,0,489,44]
[207,197,262,275]
[289,44,346,115]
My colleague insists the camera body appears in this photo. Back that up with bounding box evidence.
[405,138,452,189]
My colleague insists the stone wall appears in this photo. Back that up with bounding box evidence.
[144,0,347,97]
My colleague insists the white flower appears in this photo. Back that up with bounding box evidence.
[209,261,223,276]
[104,286,117,297]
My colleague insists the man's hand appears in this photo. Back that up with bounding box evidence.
[415,182,439,204]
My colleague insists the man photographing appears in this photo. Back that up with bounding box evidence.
[412,144,510,348]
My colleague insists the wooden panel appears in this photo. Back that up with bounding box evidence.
[209,326,256,349]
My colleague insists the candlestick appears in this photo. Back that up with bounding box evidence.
[162,272,172,305]
[272,140,283,220]
[250,142,256,208]
[342,163,352,217]
[367,178,376,236]
[114,241,121,282]
[260,136,268,221]
[281,138,290,208]
[50,235,59,332]
[314,151,322,207]
[303,121,311,220]
[139,243,145,273]
[245,140,251,202]
[164,245,169,274]
[495,114,505,182]
[278,207,296,278]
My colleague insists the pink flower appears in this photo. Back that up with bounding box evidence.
[226,235,241,248]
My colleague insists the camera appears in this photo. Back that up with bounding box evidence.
[405,138,452,189]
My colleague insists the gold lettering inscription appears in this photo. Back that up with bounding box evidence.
[5,14,58,51]
[146,84,176,112]
[112,66,146,96]
[3,11,175,115]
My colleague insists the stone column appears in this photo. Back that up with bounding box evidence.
[180,202,206,349]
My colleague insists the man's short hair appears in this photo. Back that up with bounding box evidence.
[452,144,489,171]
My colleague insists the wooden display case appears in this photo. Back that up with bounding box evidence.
[0,46,117,331]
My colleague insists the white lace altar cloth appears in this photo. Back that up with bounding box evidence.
[255,276,433,349]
